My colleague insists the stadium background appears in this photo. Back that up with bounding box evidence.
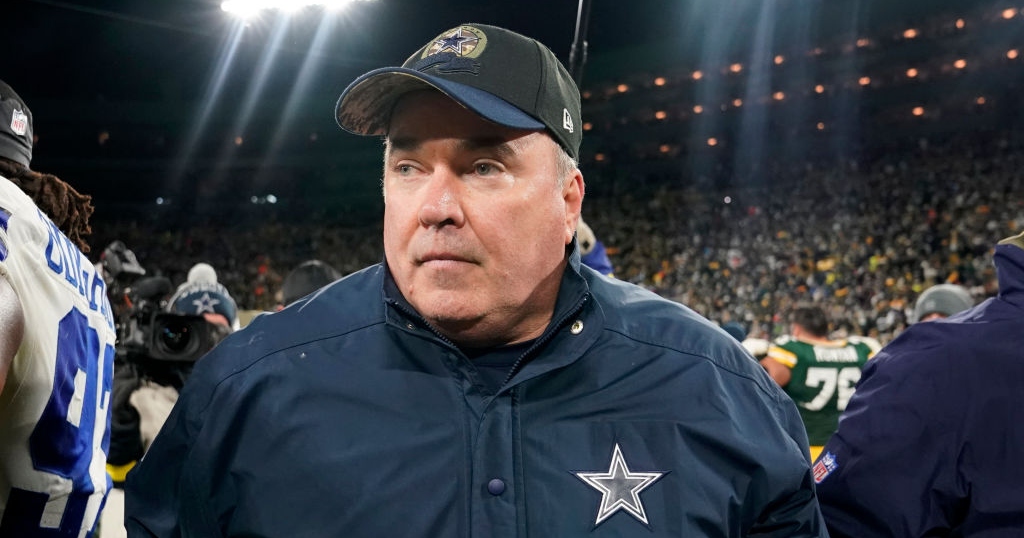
[3,0,1022,342]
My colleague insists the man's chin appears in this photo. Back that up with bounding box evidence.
[409,288,477,317]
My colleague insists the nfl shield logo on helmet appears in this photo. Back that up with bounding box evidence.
[10,109,27,136]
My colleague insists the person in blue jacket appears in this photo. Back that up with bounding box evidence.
[815,230,1024,537]
[576,218,615,276]
[124,23,826,537]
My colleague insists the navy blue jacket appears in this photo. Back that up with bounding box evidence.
[816,239,1024,536]
[125,251,825,537]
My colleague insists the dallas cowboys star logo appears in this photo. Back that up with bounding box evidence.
[434,27,479,55]
[191,292,221,314]
[575,443,667,527]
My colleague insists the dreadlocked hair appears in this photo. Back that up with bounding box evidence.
[0,159,94,253]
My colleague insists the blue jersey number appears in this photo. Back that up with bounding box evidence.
[0,307,114,536]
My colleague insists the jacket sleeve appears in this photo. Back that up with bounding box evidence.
[750,387,829,537]
[814,350,960,537]
[123,348,227,538]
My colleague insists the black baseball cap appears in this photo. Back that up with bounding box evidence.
[0,79,33,167]
[335,23,582,160]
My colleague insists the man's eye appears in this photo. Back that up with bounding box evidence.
[397,164,414,174]
[475,163,496,175]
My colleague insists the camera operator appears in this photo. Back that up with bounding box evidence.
[103,254,234,487]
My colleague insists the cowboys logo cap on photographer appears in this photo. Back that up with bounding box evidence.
[166,262,239,330]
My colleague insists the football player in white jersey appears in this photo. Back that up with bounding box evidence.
[0,79,116,537]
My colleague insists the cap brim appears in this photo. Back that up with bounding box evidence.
[335,67,544,136]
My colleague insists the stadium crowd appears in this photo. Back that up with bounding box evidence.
[87,129,1021,344]
[587,131,1021,342]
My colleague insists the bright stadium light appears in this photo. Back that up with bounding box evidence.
[221,0,374,17]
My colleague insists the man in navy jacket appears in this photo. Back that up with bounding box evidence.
[125,23,826,537]
[815,231,1024,536]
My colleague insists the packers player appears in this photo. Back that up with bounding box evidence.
[761,306,875,459]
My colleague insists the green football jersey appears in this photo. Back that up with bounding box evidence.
[767,336,875,446]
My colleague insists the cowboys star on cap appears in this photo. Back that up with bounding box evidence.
[435,27,479,55]
[575,443,667,527]
[191,292,221,315]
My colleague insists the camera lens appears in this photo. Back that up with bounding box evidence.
[157,318,196,354]
[148,313,222,362]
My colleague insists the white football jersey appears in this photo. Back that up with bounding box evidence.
[0,175,116,537]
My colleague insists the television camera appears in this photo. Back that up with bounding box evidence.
[100,241,229,386]
[116,276,229,364]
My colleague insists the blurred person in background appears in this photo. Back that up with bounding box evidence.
[910,282,974,323]
[103,259,234,538]
[0,79,116,537]
[278,258,342,309]
[720,320,747,343]
[761,305,876,460]
[108,261,236,482]
[576,218,615,277]
[815,232,1024,536]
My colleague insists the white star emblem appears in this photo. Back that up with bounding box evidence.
[191,292,220,314]
[575,443,667,527]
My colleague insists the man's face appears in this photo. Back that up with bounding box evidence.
[382,91,583,347]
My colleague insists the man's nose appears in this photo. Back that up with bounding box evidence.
[418,170,465,228]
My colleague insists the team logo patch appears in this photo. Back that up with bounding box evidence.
[190,292,222,315]
[813,451,838,484]
[10,109,28,136]
[422,25,488,59]
[574,443,667,527]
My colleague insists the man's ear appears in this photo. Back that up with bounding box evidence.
[563,169,585,245]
